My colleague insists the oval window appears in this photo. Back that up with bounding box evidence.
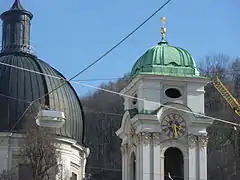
[165,88,181,99]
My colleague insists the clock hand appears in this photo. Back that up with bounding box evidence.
[173,124,178,137]
[176,125,182,131]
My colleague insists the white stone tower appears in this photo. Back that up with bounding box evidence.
[116,17,213,180]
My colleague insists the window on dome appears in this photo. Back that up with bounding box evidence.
[165,88,181,99]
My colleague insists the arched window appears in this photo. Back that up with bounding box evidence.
[130,152,136,180]
[164,147,184,180]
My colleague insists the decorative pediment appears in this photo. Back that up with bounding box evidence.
[116,111,131,138]
[116,110,140,146]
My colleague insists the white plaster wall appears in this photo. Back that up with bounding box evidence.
[141,143,151,180]
[137,86,145,111]
[0,133,89,180]
[153,144,161,180]
[0,133,19,174]
[140,78,187,112]
[121,78,142,111]
[52,137,89,180]
[0,147,8,173]
[199,146,207,180]
[142,88,161,111]
[189,145,197,180]
[122,147,128,180]
[141,79,161,112]
[121,76,207,115]
[187,83,205,113]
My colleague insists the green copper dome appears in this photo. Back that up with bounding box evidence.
[130,40,200,78]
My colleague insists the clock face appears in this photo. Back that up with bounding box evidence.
[161,113,187,138]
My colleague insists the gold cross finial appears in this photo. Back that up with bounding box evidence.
[160,16,167,40]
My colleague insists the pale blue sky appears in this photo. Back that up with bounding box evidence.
[0,0,239,97]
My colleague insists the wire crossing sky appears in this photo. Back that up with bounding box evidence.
[0,0,238,96]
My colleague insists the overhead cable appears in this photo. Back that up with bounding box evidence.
[2,0,173,135]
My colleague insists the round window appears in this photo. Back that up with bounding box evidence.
[165,88,181,99]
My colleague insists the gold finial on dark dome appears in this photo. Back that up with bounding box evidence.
[160,16,167,41]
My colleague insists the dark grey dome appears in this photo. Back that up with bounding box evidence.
[0,0,84,143]
[0,53,84,143]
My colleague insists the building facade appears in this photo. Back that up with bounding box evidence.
[116,17,213,180]
[0,1,89,179]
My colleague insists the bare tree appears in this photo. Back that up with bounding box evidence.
[199,54,240,180]
[82,75,129,180]
[0,103,62,180]
[0,170,13,180]
[20,122,60,180]
[18,103,61,180]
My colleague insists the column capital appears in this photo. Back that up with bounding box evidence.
[188,134,208,149]
[152,132,162,146]
[139,132,152,146]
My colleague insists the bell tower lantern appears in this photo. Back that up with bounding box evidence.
[116,17,213,180]
[0,0,33,55]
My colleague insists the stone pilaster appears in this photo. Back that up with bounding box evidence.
[152,133,161,180]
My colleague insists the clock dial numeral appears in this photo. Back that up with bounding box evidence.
[161,113,187,138]
[162,127,168,132]
[175,114,180,119]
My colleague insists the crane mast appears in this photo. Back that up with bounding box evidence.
[212,77,240,116]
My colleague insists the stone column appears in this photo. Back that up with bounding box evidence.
[139,132,152,180]
[121,144,128,180]
[152,133,161,180]
[188,135,197,180]
[188,135,208,180]
[184,154,189,180]
[198,136,208,180]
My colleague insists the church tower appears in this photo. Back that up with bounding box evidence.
[1,0,33,54]
[116,17,213,180]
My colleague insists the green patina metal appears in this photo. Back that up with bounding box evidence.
[130,40,203,78]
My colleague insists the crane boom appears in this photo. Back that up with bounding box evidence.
[212,77,240,116]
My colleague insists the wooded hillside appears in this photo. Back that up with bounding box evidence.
[82,54,240,180]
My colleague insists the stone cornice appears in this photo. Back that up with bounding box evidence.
[51,137,90,156]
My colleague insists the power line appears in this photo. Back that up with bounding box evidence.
[65,0,172,81]
[0,0,236,145]
[0,91,235,130]
[75,81,240,127]
[0,60,238,128]
[0,62,63,80]
[0,93,30,103]
[0,61,125,82]
[0,0,173,143]
[0,59,238,128]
